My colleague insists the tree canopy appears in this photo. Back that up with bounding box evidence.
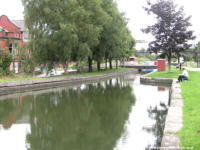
[143,0,195,72]
[22,0,135,72]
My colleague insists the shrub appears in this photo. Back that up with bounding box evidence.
[0,50,13,76]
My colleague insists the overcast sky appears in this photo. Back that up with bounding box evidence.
[1,0,200,49]
[117,0,200,49]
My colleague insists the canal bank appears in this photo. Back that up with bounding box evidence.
[140,75,183,149]
[0,69,137,95]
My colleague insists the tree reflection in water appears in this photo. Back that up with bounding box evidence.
[25,78,135,150]
[144,102,168,150]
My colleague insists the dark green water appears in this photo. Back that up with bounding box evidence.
[0,75,169,150]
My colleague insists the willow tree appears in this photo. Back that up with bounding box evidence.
[143,0,195,72]
[93,0,135,70]
[69,0,109,72]
[22,0,108,72]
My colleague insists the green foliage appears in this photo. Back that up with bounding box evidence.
[19,49,35,74]
[22,0,135,72]
[0,49,13,76]
[22,56,34,74]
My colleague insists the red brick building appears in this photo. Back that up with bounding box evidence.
[0,15,28,73]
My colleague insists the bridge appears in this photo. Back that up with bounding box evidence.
[121,65,157,72]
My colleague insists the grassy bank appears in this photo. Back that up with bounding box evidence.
[147,67,181,78]
[178,71,200,149]
[0,68,133,83]
[148,67,200,149]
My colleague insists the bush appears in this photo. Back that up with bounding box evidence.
[0,51,13,76]
[19,52,35,74]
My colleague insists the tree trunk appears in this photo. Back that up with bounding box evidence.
[64,61,69,73]
[105,57,107,70]
[178,55,180,64]
[109,57,112,69]
[53,62,57,74]
[88,57,92,72]
[97,60,101,71]
[77,60,81,73]
[168,57,171,72]
[115,60,118,69]
[177,55,182,70]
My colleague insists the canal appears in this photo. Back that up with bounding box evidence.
[0,74,170,150]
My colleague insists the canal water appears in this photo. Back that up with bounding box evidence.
[0,74,170,150]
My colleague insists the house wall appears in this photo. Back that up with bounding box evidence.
[0,15,25,73]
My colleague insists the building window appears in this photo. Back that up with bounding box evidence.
[9,43,12,54]
[1,29,7,37]
[9,43,18,55]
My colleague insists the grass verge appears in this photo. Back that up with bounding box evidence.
[147,67,181,78]
[0,68,133,83]
[148,67,200,149]
[178,71,200,149]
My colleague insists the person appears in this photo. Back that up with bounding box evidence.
[177,68,188,82]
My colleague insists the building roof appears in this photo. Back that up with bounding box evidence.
[12,20,25,31]
[0,26,8,32]
[0,15,21,33]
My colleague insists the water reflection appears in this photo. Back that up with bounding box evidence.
[144,102,168,150]
[114,76,169,150]
[0,76,170,150]
[0,78,135,150]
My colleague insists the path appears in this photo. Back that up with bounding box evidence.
[185,67,200,71]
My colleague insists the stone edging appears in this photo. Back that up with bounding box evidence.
[0,69,136,95]
[140,76,173,85]
[140,76,183,149]
[161,79,183,149]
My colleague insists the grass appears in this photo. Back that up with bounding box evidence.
[57,68,132,77]
[147,66,182,78]
[178,71,200,149]
[0,67,133,83]
[0,75,39,83]
[148,67,200,149]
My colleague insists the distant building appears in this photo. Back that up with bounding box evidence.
[0,15,28,73]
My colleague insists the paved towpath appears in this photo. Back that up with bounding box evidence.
[185,67,200,71]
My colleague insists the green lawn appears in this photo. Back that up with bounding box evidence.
[148,67,200,149]
[0,75,39,83]
[147,67,182,78]
[0,68,133,83]
[178,71,200,149]
[57,68,132,77]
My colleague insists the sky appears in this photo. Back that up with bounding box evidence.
[1,0,200,49]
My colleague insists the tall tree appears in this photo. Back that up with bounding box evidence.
[70,0,109,72]
[143,0,195,72]
[94,0,135,70]
[22,0,108,72]
[23,0,77,70]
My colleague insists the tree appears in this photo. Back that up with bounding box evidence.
[23,0,76,70]
[22,0,108,72]
[0,46,13,76]
[93,0,135,71]
[69,0,109,72]
[143,0,195,72]
[23,0,134,73]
